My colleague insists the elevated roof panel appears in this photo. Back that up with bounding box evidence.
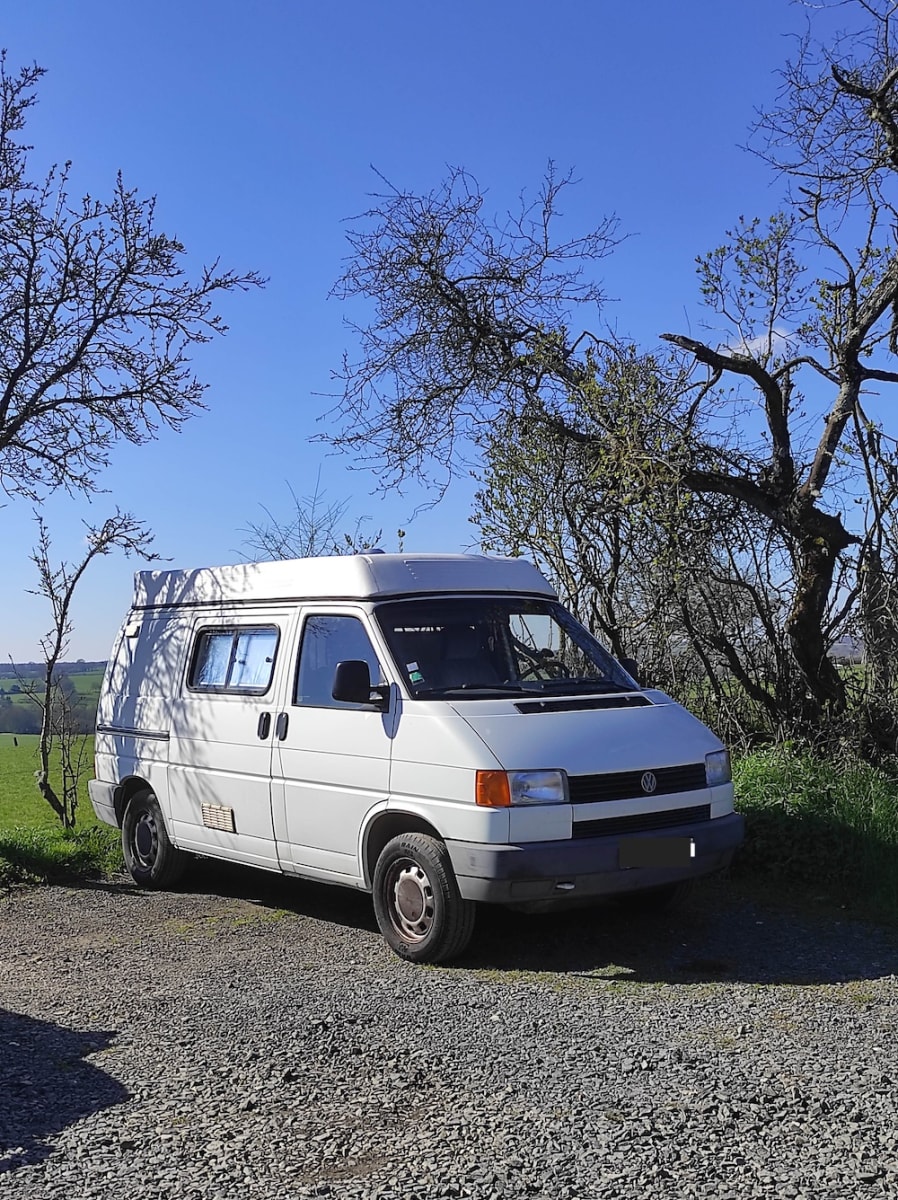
[132,553,555,609]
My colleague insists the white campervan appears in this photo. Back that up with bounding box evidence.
[90,553,743,962]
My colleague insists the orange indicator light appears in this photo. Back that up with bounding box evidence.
[475,770,511,808]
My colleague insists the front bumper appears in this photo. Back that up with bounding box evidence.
[446,811,744,905]
[88,780,119,828]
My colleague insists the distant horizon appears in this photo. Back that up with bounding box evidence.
[0,659,107,673]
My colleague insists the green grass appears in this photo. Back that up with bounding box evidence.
[0,825,121,886]
[0,733,120,885]
[733,747,898,920]
[0,733,100,830]
[0,671,102,710]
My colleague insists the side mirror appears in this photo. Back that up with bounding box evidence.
[332,660,388,708]
[620,657,641,685]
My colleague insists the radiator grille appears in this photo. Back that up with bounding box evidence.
[572,803,711,839]
[568,762,707,805]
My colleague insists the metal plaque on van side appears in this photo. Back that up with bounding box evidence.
[619,837,694,868]
[202,803,237,834]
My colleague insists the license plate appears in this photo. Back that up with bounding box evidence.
[619,837,695,869]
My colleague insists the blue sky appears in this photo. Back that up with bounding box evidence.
[2,0,814,661]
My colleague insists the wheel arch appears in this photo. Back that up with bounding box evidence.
[113,776,153,828]
[362,810,445,889]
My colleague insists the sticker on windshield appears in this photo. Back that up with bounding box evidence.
[407,662,424,684]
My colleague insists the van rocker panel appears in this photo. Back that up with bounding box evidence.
[445,811,744,904]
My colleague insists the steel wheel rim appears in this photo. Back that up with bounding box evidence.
[132,809,159,869]
[386,858,434,943]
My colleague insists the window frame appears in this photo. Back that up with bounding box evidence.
[186,624,281,696]
[292,611,386,710]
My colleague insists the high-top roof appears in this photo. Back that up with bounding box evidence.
[132,553,556,610]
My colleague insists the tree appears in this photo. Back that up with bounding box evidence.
[240,472,382,561]
[328,164,620,490]
[653,0,898,719]
[472,352,799,743]
[23,511,155,827]
[327,3,898,730]
[0,54,263,501]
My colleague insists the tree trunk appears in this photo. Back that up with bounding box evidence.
[785,535,846,717]
[37,692,67,826]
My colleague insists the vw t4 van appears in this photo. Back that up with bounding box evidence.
[89,553,743,962]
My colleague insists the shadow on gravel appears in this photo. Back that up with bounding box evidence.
[175,865,898,985]
[71,867,898,986]
[187,859,382,933]
[0,1010,129,1173]
[72,860,381,934]
[459,879,898,985]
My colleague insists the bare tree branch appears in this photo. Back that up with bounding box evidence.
[0,54,264,502]
[28,510,156,826]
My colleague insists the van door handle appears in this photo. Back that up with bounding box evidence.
[257,712,271,740]
[275,712,289,740]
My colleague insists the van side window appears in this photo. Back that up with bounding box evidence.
[188,627,279,694]
[295,615,384,708]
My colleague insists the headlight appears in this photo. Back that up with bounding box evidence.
[705,749,732,787]
[475,769,568,807]
[509,769,568,805]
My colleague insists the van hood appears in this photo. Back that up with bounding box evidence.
[451,692,722,775]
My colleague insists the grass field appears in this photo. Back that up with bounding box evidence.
[0,733,119,884]
[0,733,100,831]
[0,670,103,701]
[0,672,101,734]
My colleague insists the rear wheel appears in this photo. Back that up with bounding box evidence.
[373,833,476,963]
[122,788,188,889]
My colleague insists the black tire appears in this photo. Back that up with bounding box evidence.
[121,788,188,889]
[372,833,476,964]
[617,879,694,913]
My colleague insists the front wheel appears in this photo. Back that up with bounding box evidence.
[122,788,188,889]
[372,833,476,963]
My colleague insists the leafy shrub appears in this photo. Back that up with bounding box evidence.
[733,747,898,917]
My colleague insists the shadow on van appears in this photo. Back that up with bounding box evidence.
[0,1011,129,1173]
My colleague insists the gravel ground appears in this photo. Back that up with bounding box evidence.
[1,865,897,1199]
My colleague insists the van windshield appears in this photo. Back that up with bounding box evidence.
[374,597,637,699]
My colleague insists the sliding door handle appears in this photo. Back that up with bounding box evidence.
[275,711,289,740]
[257,712,271,739]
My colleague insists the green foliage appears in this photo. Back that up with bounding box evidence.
[733,747,898,918]
[0,825,120,886]
[4,739,897,919]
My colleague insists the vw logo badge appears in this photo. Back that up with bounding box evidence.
[641,771,658,794]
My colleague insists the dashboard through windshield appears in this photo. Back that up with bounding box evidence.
[374,596,637,699]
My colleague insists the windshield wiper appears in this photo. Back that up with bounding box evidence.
[415,682,536,697]
[531,677,637,693]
